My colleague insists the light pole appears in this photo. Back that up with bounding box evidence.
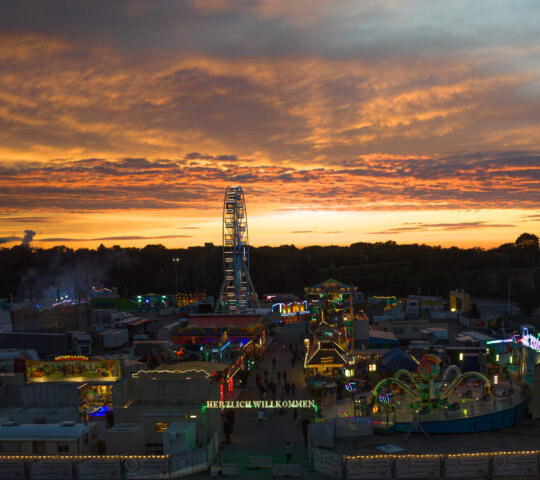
[173,257,180,295]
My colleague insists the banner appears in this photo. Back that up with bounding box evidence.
[394,456,440,479]
[26,359,121,383]
[206,399,315,409]
[491,453,538,477]
[0,459,25,480]
[443,456,489,478]
[344,457,392,479]
[122,457,169,479]
[28,459,72,480]
[74,458,121,479]
[313,449,343,479]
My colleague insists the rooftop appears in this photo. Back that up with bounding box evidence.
[0,422,94,440]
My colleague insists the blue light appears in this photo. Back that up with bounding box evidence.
[89,405,110,417]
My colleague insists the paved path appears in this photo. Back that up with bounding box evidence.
[186,321,332,478]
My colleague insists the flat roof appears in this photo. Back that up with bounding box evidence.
[107,423,142,433]
[461,331,493,340]
[116,317,147,325]
[186,315,263,330]
[0,423,94,440]
[369,330,398,340]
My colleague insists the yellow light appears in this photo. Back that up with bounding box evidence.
[459,353,463,361]
[495,354,500,362]
[509,355,513,363]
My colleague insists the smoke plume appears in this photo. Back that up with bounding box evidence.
[21,230,36,246]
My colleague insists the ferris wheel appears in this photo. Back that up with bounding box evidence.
[215,186,260,313]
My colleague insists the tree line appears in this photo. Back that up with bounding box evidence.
[0,233,538,313]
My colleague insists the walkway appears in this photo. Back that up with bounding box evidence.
[187,321,330,478]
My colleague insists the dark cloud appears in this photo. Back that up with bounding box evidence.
[2,151,536,213]
[368,222,516,235]
[0,235,20,244]
[39,234,193,242]
[184,153,240,162]
[0,216,51,223]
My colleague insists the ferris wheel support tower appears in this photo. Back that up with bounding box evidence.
[215,186,260,313]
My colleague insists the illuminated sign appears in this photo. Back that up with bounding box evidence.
[378,393,393,404]
[54,355,89,362]
[522,328,540,353]
[345,382,357,393]
[26,359,121,383]
[206,399,316,409]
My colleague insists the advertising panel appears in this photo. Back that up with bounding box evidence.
[122,457,169,479]
[344,457,392,479]
[443,456,489,478]
[491,453,538,477]
[0,459,26,480]
[394,456,440,479]
[28,459,72,480]
[312,449,343,479]
[74,458,121,479]
[26,359,121,383]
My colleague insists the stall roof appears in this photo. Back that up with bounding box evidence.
[116,317,147,326]
[369,330,398,341]
[186,314,263,329]
[381,348,417,371]
[305,341,353,367]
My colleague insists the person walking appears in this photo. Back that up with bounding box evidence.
[291,382,296,397]
[264,369,268,384]
[272,357,277,369]
[301,419,310,445]
[258,409,265,428]
[277,371,281,383]
[283,369,287,383]
[223,419,232,444]
[225,409,235,432]
[293,408,298,423]
[291,355,295,368]
[285,441,293,464]
[285,381,290,396]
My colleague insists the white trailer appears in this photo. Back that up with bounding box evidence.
[101,329,129,349]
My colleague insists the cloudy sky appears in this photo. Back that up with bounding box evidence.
[0,0,539,249]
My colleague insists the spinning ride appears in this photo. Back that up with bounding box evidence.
[215,186,260,313]
[370,353,523,433]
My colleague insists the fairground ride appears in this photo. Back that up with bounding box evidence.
[215,186,260,313]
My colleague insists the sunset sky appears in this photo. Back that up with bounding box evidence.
[0,1,539,249]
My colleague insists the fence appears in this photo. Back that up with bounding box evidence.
[0,430,221,480]
[311,448,540,479]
